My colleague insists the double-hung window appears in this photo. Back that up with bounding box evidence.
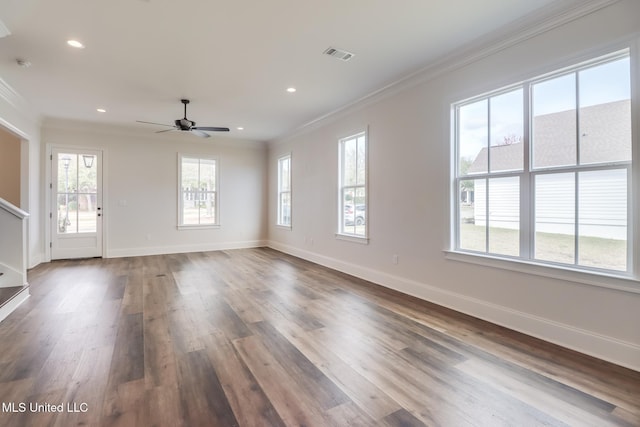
[453,50,634,276]
[277,154,292,227]
[338,131,368,239]
[179,155,218,227]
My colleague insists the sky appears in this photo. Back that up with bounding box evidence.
[458,56,631,161]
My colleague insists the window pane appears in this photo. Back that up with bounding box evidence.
[535,173,575,264]
[279,192,291,226]
[354,187,366,235]
[459,100,488,175]
[488,177,519,256]
[343,139,357,186]
[490,89,523,172]
[578,169,627,271]
[532,74,576,168]
[198,193,216,225]
[579,58,631,165]
[356,136,366,186]
[342,188,356,235]
[200,159,215,190]
[182,191,199,225]
[280,157,290,192]
[459,179,485,252]
[182,158,199,190]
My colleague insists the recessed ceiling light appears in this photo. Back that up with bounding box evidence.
[286,87,296,93]
[236,127,244,131]
[67,40,85,49]
[96,108,106,113]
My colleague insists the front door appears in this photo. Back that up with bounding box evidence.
[51,148,103,259]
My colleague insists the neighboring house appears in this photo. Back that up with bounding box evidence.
[466,99,630,240]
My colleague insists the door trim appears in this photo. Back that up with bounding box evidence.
[45,144,107,261]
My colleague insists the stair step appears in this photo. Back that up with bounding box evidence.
[0,285,29,323]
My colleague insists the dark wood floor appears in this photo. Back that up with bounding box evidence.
[0,248,638,427]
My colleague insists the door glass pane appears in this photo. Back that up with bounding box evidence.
[579,57,632,165]
[532,74,576,168]
[459,100,488,176]
[488,176,519,256]
[57,153,97,234]
[490,89,523,172]
[578,169,627,271]
[459,179,485,252]
[535,173,575,264]
[57,154,77,192]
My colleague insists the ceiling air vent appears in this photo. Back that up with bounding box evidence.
[323,47,355,62]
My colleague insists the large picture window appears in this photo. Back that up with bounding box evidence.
[179,155,218,227]
[454,50,633,275]
[338,131,367,239]
[277,154,291,227]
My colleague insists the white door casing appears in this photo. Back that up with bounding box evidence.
[51,148,103,259]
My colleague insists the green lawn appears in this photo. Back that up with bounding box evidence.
[459,223,626,271]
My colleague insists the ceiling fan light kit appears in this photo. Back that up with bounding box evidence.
[137,99,229,138]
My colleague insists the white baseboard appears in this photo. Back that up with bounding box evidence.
[0,286,29,323]
[106,240,268,258]
[267,240,640,372]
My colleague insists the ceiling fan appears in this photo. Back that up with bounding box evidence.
[137,99,229,138]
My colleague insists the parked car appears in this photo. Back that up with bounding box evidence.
[344,204,366,226]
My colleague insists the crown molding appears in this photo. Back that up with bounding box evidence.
[271,0,621,145]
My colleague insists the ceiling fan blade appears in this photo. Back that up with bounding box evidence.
[136,120,174,127]
[190,129,211,138]
[155,128,176,134]
[192,126,230,132]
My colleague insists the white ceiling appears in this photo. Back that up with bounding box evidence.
[0,0,586,141]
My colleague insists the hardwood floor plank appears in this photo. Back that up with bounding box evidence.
[382,408,429,427]
[175,349,239,427]
[202,330,286,427]
[261,305,403,421]
[234,334,335,426]
[108,312,145,385]
[0,248,635,427]
[250,320,351,410]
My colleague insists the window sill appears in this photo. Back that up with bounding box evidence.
[335,233,369,245]
[177,224,220,230]
[276,224,292,231]
[444,250,640,294]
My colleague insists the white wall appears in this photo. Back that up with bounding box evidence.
[42,120,267,258]
[268,0,640,371]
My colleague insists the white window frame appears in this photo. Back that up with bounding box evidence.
[277,153,292,228]
[337,130,368,243]
[178,154,219,229]
[449,49,639,287]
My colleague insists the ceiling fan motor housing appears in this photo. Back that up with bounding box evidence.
[175,118,195,130]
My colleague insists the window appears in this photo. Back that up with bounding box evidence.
[179,155,218,227]
[453,50,633,276]
[338,131,367,239]
[277,154,292,227]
